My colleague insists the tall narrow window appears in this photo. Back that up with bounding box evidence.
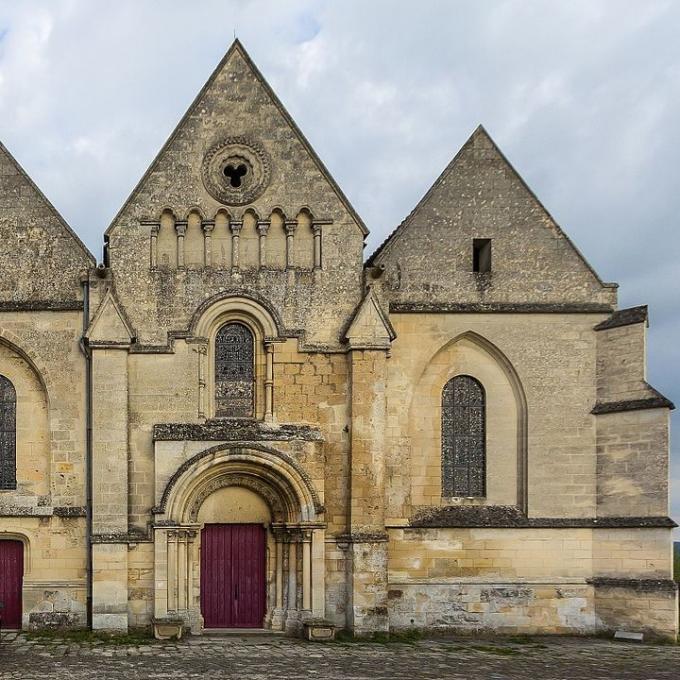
[472,238,492,273]
[442,375,485,497]
[215,323,255,418]
[0,375,17,490]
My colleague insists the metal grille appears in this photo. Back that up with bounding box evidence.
[442,375,485,497]
[215,323,254,418]
[0,374,17,490]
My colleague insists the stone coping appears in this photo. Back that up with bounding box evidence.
[592,393,674,414]
[0,301,83,312]
[389,302,613,314]
[594,305,648,330]
[588,577,678,593]
[153,420,323,442]
[408,505,678,528]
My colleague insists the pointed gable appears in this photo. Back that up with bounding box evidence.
[107,40,366,236]
[0,142,94,304]
[345,288,395,349]
[85,290,135,345]
[369,126,616,308]
[103,40,366,348]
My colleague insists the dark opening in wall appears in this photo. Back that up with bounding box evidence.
[473,238,492,273]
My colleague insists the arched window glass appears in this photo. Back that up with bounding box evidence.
[215,323,254,418]
[0,375,17,490]
[442,375,485,497]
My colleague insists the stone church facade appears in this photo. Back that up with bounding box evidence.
[0,41,677,639]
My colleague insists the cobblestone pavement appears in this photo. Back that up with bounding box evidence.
[1,632,680,679]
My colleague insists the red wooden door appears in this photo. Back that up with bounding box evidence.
[0,540,23,629]
[200,524,266,628]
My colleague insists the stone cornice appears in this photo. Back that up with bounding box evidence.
[407,505,677,529]
[153,420,324,442]
[0,301,83,312]
[389,302,613,315]
[594,305,648,331]
[592,393,675,415]
[0,505,86,518]
[588,577,678,593]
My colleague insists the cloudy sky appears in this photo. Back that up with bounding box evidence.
[1,0,679,526]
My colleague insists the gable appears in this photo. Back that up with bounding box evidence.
[0,141,94,304]
[369,126,617,307]
[345,288,395,349]
[102,40,366,347]
[106,40,366,237]
[86,289,135,344]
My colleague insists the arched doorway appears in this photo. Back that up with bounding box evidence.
[0,540,23,629]
[152,444,325,633]
[198,486,270,628]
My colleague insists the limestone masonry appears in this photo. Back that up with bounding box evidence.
[0,41,676,639]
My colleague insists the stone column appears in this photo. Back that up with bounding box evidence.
[270,527,285,630]
[312,224,322,270]
[287,535,298,612]
[230,220,242,272]
[178,532,187,611]
[202,220,215,268]
[284,220,296,269]
[257,220,270,269]
[145,221,160,270]
[175,220,187,269]
[167,531,178,612]
[301,530,312,612]
[265,342,274,422]
[197,342,208,420]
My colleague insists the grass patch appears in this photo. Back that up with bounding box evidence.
[26,628,155,646]
[472,644,522,656]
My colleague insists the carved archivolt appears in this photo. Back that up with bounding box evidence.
[187,472,286,522]
[157,444,323,524]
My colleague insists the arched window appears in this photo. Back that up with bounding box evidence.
[0,375,17,490]
[442,375,485,497]
[215,323,255,418]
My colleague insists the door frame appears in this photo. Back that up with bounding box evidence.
[0,538,24,630]
[199,523,267,629]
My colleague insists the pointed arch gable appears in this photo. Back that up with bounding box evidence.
[408,329,528,512]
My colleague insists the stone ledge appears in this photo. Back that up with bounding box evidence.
[389,302,613,314]
[0,506,86,518]
[153,420,324,442]
[408,505,678,528]
[594,305,648,330]
[592,393,675,414]
[589,578,678,594]
[0,300,83,312]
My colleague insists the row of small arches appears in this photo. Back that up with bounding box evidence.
[154,208,319,271]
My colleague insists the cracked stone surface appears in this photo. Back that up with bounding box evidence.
[1,633,680,679]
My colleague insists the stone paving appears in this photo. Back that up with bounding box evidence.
[1,631,680,679]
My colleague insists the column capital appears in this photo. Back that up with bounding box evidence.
[230,220,243,234]
[257,220,271,236]
[175,220,187,236]
[201,220,215,234]
[284,220,297,235]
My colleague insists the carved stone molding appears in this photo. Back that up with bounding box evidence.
[187,472,285,522]
[202,136,271,206]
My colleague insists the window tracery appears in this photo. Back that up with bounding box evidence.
[442,374,485,497]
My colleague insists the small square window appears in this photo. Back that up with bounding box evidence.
[473,239,491,273]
